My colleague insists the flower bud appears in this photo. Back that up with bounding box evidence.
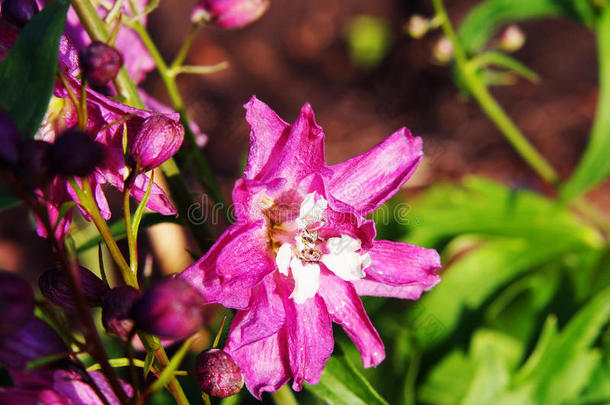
[128,115,184,172]
[131,278,204,340]
[499,25,525,52]
[0,271,35,335]
[39,266,109,311]
[191,0,269,29]
[0,317,67,369]
[1,0,39,28]
[79,41,124,87]
[405,15,429,39]
[0,109,19,167]
[195,349,244,398]
[101,286,141,339]
[16,140,52,189]
[432,36,453,64]
[46,129,105,177]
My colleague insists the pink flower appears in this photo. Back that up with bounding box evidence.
[191,0,269,29]
[181,97,441,397]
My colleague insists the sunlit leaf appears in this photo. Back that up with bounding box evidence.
[0,0,71,138]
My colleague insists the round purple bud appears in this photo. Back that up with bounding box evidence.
[0,109,19,167]
[46,129,105,177]
[1,0,39,28]
[131,278,204,340]
[16,140,52,189]
[101,286,141,340]
[0,271,35,335]
[79,41,124,87]
[195,349,244,398]
[128,115,185,172]
[0,317,67,369]
[191,0,269,29]
[39,266,109,311]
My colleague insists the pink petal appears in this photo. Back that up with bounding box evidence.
[318,271,385,367]
[352,278,430,300]
[243,97,326,185]
[365,240,441,287]
[225,329,291,400]
[281,288,334,390]
[53,370,133,405]
[328,128,423,216]
[180,221,274,309]
[243,97,290,180]
[225,276,286,350]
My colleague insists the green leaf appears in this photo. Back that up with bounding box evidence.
[306,346,388,405]
[418,350,475,404]
[501,288,610,405]
[406,177,601,248]
[457,0,594,55]
[561,7,610,201]
[0,0,71,138]
[410,235,590,351]
[76,212,179,252]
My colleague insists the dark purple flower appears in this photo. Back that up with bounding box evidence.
[191,0,269,29]
[195,349,244,398]
[0,0,39,28]
[79,41,124,87]
[0,109,19,167]
[45,129,106,177]
[101,286,141,339]
[131,278,204,340]
[0,271,35,335]
[39,266,109,311]
[0,317,67,370]
[128,115,185,172]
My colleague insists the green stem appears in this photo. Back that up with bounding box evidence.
[69,178,138,287]
[170,23,202,70]
[139,334,190,405]
[431,0,560,186]
[123,177,138,276]
[271,386,299,405]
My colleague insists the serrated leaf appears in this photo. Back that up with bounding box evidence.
[306,346,388,405]
[76,212,179,252]
[561,7,610,201]
[0,0,71,138]
[457,0,594,55]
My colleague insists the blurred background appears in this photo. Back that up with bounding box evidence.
[2,0,610,404]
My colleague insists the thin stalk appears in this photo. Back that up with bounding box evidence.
[431,0,560,186]
[139,334,190,405]
[68,178,137,287]
[170,23,203,70]
[123,174,138,276]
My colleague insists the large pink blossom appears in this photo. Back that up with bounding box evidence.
[181,97,441,397]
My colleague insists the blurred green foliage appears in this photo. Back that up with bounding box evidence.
[346,15,392,68]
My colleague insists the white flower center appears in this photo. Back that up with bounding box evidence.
[274,192,370,304]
